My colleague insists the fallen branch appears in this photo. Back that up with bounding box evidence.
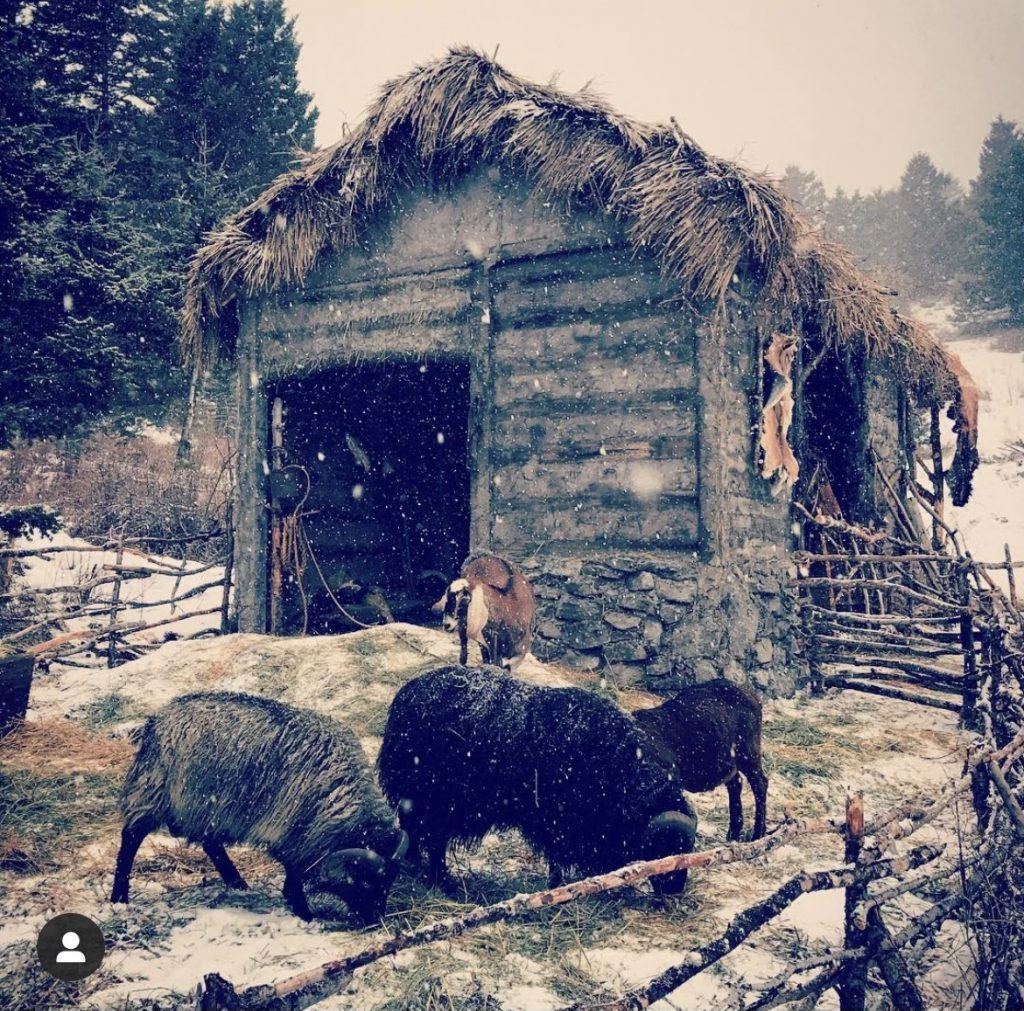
[822,676,961,712]
[794,578,960,614]
[799,605,960,627]
[556,845,943,1011]
[93,576,226,612]
[823,665,962,697]
[865,906,925,1011]
[194,816,845,1011]
[102,558,224,579]
[734,950,863,1011]
[814,635,961,661]
[25,605,221,657]
[988,759,1024,838]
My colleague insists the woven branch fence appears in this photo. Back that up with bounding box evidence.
[0,522,232,666]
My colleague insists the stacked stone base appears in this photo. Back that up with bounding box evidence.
[522,553,803,697]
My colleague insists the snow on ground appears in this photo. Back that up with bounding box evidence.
[0,626,969,1010]
[4,310,1010,1007]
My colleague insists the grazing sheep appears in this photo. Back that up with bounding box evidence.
[378,665,698,893]
[632,680,768,841]
[111,691,407,923]
[433,553,535,669]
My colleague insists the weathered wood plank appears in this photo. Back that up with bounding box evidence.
[493,456,698,501]
[499,388,698,421]
[495,355,696,406]
[234,303,269,633]
[491,245,674,292]
[492,250,682,329]
[492,497,699,552]
[258,268,474,333]
[262,322,475,375]
[493,408,697,466]
[494,315,697,363]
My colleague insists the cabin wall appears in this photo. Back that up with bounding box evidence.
[233,168,799,694]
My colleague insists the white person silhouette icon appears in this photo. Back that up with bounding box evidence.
[56,931,87,963]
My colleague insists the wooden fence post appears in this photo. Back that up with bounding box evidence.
[840,792,868,1011]
[269,396,284,636]
[1006,543,1019,611]
[221,501,235,635]
[928,406,945,550]
[958,567,978,726]
[106,527,125,669]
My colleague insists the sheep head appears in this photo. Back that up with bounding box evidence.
[434,578,489,639]
[312,830,408,924]
[640,808,699,895]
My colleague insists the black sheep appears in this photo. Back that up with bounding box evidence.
[377,665,698,892]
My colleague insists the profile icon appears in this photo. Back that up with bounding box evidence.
[36,913,105,981]
[56,931,87,963]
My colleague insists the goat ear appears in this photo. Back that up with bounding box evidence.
[431,594,446,613]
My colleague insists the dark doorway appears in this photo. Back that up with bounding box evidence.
[800,345,875,524]
[269,359,471,633]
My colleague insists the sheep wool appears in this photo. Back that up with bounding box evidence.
[378,665,698,890]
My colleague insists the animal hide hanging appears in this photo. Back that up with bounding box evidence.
[942,348,981,507]
[759,333,801,494]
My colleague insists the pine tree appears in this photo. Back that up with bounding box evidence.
[0,0,319,445]
[217,0,318,197]
[779,165,827,228]
[893,153,966,295]
[967,118,1024,321]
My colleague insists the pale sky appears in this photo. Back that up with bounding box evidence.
[284,0,1024,195]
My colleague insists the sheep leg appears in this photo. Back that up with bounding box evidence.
[725,774,744,842]
[282,866,313,921]
[425,842,452,889]
[482,628,500,667]
[202,840,248,890]
[747,766,769,840]
[110,819,154,903]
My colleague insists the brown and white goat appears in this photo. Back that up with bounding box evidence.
[433,554,535,669]
[632,680,768,841]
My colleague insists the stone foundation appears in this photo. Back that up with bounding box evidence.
[522,552,802,697]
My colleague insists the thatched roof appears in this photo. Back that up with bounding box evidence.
[182,46,974,450]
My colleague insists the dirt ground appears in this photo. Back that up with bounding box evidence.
[0,626,973,1010]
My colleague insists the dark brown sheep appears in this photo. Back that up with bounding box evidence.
[633,680,768,841]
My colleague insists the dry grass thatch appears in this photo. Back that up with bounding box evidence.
[181,46,972,424]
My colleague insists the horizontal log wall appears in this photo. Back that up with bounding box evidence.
[489,246,699,555]
[256,265,479,372]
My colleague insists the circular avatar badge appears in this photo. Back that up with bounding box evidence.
[36,912,106,982]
